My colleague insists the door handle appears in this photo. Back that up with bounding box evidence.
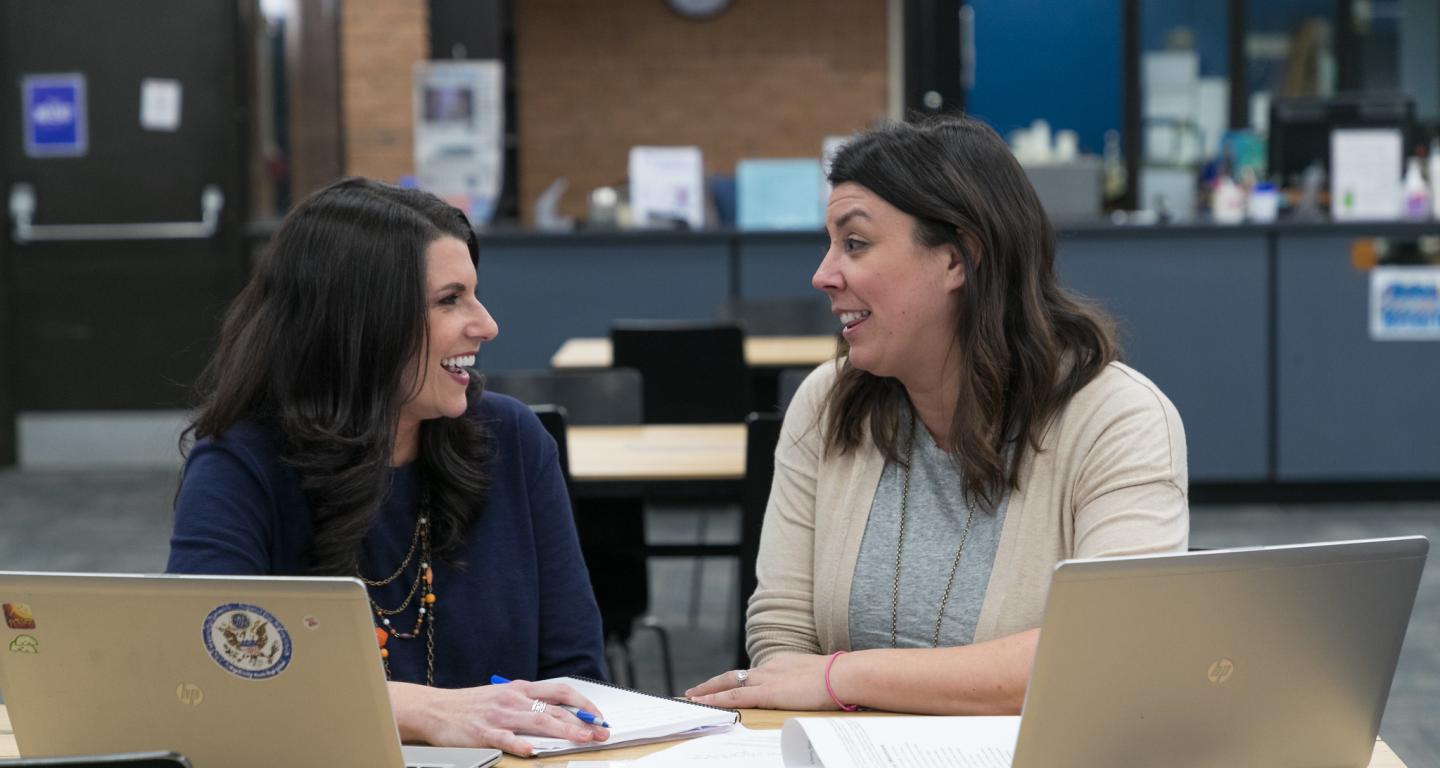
[8,183,224,244]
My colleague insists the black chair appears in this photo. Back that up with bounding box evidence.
[735,411,783,669]
[483,368,643,425]
[486,373,675,695]
[778,366,812,412]
[610,322,751,628]
[715,296,835,336]
[610,320,750,424]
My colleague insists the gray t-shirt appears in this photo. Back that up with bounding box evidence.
[848,419,1008,649]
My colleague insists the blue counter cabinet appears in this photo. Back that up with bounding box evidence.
[736,232,828,298]
[476,235,732,371]
[1275,235,1440,480]
[1057,235,1271,483]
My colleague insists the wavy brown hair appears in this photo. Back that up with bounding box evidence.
[182,178,491,575]
[824,116,1119,509]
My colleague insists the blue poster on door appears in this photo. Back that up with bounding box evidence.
[22,73,88,158]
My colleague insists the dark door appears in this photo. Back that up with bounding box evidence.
[904,0,966,115]
[0,0,247,463]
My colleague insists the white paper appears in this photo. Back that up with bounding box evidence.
[634,725,782,767]
[780,716,1019,768]
[1331,128,1403,221]
[1195,77,1229,155]
[629,146,705,229]
[1142,51,1197,125]
[1142,50,1199,87]
[139,78,181,132]
[517,677,738,756]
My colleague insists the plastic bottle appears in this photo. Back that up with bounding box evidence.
[1429,139,1440,220]
[1102,130,1126,203]
[1212,175,1245,224]
[1247,181,1279,223]
[1403,156,1429,221]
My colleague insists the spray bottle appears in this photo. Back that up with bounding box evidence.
[1429,138,1440,220]
[1404,156,1429,221]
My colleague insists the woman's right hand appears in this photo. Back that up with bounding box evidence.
[389,679,610,756]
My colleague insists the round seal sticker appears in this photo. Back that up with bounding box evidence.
[202,603,292,680]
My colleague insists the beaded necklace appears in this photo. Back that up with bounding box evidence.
[360,512,438,686]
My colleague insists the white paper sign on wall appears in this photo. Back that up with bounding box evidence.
[140,78,183,132]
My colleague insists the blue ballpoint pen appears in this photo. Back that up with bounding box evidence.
[489,674,611,728]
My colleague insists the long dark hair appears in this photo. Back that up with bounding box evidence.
[824,116,1118,509]
[183,177,491,575]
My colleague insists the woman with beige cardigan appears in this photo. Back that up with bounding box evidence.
[687,116,1188,714]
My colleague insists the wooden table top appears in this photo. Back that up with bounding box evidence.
[550,335,837,369]
[567,423,745,483]
[0,705,1408,766]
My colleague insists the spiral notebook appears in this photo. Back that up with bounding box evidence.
[520,676,740,756]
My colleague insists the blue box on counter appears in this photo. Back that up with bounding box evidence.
[737,158,825,230]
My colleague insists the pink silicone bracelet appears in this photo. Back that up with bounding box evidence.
[824,651,859,711]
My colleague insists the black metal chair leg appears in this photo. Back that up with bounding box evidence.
[623,639,638,690]
[687,510,710,629]
[604,637,628,687]
[638,616,676,697]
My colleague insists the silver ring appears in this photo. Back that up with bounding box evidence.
[735,669,750,687]
[530,699,548,713]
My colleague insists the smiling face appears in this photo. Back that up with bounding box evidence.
[397,235,498,432]
[813,182,966,385]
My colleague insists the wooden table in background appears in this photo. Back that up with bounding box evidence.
[0,705,1410,766]
[564,423,745,508]
[567,424,744,484]
[550,335,837,369]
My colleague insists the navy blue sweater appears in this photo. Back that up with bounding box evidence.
[167,392,606,687]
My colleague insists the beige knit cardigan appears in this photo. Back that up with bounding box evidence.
[746,360,1190,665]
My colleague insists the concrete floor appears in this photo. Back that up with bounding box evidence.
[0,467,1436,765]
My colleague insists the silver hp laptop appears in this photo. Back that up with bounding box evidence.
[0,573,501,768]
[1014,536,1428,768]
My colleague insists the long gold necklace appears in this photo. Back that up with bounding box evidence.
[889,412,976,649]
[360,513,438,686]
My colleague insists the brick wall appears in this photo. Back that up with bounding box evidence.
[340,0,427,182]
[516,0,889,223]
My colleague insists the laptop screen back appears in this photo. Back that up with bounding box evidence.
[1013,537,1428,768]
[0,573,407,766]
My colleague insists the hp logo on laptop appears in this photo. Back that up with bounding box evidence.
[176,682,205,706]
[1207,658,1235,684]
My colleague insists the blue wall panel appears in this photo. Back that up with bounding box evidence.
[966,0,1123,155]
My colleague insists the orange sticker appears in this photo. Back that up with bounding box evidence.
[3,603,35,629]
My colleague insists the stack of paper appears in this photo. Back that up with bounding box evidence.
[780,716,1020,768]
[633,726,782,767]
[517,677,738,756]
[629,716,1019,768]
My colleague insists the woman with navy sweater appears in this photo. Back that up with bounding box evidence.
[167,178,608,756]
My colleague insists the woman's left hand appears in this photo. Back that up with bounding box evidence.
[684,652,845,711]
